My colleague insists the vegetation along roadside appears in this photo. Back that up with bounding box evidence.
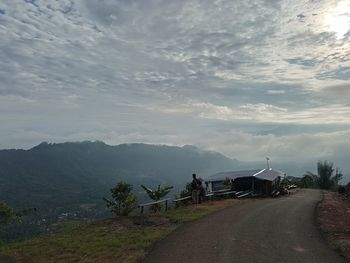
[0,199,242,263]
[317,190,350,260]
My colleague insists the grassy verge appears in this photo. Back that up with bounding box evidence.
[0,199,240,263]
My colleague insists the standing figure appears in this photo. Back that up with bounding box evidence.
[197,178,206,204]
[191,173,202,204]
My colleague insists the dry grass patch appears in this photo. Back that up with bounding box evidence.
[0,198,244,263]
[317,191,350,259]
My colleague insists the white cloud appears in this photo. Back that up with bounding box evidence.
[1,0,350,169]
[149,101,350,124]
[191,129,350,163]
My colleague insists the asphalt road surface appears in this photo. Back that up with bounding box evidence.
[143,189,347,263]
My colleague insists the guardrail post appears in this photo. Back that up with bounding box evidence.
[165,200,168,211]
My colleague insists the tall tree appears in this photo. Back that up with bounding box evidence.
[306,161,343,190]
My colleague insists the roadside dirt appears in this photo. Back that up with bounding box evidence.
[317,191,350,260]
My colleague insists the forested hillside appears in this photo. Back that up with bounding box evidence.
[0,141,239,213]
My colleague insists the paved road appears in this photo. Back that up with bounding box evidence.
[143,189,347,263]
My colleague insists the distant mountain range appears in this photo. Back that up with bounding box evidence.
[1,141,349,241]
[1,141,349,215]
[0,141,244,212]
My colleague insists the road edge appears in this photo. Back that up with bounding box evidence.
[315,191,347,259]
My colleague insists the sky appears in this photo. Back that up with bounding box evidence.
[1,0,350,166]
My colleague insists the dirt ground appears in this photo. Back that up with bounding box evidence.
[317,191,350,260]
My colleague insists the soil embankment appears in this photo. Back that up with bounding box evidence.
[317,191,350,260]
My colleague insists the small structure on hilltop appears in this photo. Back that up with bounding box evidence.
[206,168,284,196]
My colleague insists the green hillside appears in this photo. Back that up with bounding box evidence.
[0,141,239,241]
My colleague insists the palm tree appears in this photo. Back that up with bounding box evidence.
[306,161,343,190]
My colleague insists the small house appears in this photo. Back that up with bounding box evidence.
[206,168,284,195]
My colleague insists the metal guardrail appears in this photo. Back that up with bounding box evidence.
[172,196,192,207]
[236,190,253,198]
[173,196,192,202]
[139,189,253,213]
[211,190,237,197]
[172,190,238,205]
[138,198,171,214]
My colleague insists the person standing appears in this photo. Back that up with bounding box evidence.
[191,173,200,204]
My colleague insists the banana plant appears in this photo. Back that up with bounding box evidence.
[141,184,173,212]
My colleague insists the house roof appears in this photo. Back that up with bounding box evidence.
[206,168,284,182]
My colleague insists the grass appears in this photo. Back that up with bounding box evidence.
[0,199,239,263]
[329,240,345,257]
[0,220,175,263]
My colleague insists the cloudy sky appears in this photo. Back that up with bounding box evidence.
[1,0,350,164]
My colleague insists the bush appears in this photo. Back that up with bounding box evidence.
[338,186,346,194]
[141,184,173,212]
[103,181,137,216]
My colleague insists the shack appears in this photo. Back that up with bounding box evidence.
[206,168,284,195]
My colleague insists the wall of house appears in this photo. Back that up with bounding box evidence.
[211,181,226,191]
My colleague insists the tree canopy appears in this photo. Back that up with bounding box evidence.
[304,161,343,190]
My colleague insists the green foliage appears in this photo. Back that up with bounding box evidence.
[305,161,343,190]
[1,220,174,263]
[141,184,173,201]
[299,173,317,188]
[0,202,36,225]
[0,141,236,215]
[0,141,238,240]
[1,201,231,263]
[0,202,15,225]
[165,207,213,223]
[141,184,173,212]
[103,181,137,216]
[179,182,192,198]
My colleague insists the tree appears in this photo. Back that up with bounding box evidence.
[179,182,192,198]
[0,202,36,225]
[103,181,137,216]
[0,202,15,225]
[299,173,316,188]
[306,161,343,190]
[141,184,173,212]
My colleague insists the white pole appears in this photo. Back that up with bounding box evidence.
[266,157,270,170]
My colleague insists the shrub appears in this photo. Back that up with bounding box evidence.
[103,181,137,216]
[141,184,173,212]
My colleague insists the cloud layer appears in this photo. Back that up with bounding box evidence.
[1,0,350,168]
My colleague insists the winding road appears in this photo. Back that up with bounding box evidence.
[143,189,347,263]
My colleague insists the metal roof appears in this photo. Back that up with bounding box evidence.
[206,168,284,182]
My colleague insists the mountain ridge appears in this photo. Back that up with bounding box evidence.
[0,141,240,209]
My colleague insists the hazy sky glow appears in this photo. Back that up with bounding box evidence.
[1,0,350,163]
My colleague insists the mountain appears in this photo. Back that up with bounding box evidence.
[1,141,349,241]
[0,141,241,212]
[2,141,349,214]
[0,141,246,240]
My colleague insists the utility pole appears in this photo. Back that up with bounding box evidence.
[266,157,270,170]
